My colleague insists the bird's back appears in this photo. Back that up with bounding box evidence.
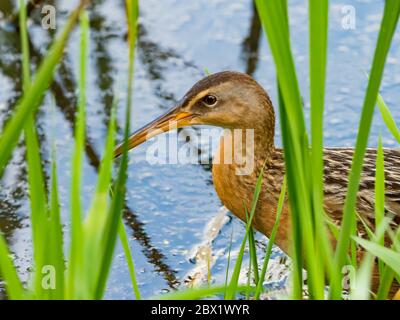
[268,147,400,240]
[213,146,400,294]
[269,147,400,296]
[322,148,400,231]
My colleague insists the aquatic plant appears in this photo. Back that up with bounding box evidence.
[253,0,400,299]
[0,0,399,301]
[0,0,140,300]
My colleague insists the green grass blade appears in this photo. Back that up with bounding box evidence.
[223,226,234,298]
[94,0,139,296]
[83,103,116,294]
[350,253,374,300]
[260,3,306,297]
[82,100,121,300]
[254,0,305,139]
[244,205,258,286]
[118,220,141,299]
[125,0,139,120]
[85,100,139,299]
[255,177,286,299]
[244,207,256,300]
[0,234,24,299]
[225,166,264,300]
[376,267,396,300]
[355,211,375,241]
[277,82,303,299]
[19,0,30,87]
[255,0,324,299]
[48,149,65,299]
[377,93,400,144]
[248,228,259,286]
[332,1,400,298]
[66,10,89,298]
[377,222,400,298]
[375,136,385,274]
[0,1,86,176]
[354,237,400,277]
[19,0,49,298]
[24,114,49,298]
[94,122,129,299]
[351,217,392,299]
[309,0,328,213]
[85,109,116,227]
[309,0,335,290]
[155,285,254,300]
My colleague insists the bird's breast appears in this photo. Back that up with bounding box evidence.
[211,138,292,253]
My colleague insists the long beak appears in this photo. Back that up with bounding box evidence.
[114,107,196,158]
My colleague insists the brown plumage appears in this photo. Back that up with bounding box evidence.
[116,71,400,297]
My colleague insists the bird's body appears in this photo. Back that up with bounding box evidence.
[116,71,400,296]
[214,144,400,253]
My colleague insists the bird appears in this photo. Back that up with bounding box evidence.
[114,71,400,297]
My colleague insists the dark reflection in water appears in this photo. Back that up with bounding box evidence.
[137,24,198,107]
[0,0,266,298]
[0,0,182,293]
[1,0,395,300]
[7,0,43,24]
[241,2,262,76]
[90,0,114,127]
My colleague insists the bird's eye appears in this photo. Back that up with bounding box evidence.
[202,95,218,107]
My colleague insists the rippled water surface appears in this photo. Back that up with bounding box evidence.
[0,0,399,299]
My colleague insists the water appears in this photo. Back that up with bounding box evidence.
[0,0,399,299]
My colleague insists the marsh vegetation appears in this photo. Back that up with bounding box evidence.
[0,0,399,300]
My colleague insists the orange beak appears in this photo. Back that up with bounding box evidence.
[114,107,196,158]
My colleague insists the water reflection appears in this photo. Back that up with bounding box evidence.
[0,0,284,299]
[241,2,262,76]
[1,0,394,299]
[0,0,181,291]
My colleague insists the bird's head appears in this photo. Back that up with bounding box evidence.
[114,71,275,157]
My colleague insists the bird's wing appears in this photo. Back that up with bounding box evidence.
[323,148,400,236]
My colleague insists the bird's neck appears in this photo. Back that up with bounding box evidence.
[214,127,274,176]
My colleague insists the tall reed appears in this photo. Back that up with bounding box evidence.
[0,0,141,300]
[254,0,400,299]
[1,0,400,301]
